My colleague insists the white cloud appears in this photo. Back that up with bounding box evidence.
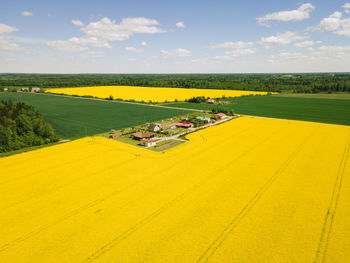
[0,24,19,34]
[294,40,322,48]
[225,48,256,56]
[259,31,306,48]
[72,20,84,27]
[125,46,144,52]
[141,41,147,46]
[176,21,185,28]
[257,3,314,26]
[160,48,192,58]
[46,40,88,52]
[210,41,254,49]
[21,11,33,17]
[343,3,350,13]
[47,17,166,52]
[314,11,350,37]
[0,37,26,52]
[80,51,105,58]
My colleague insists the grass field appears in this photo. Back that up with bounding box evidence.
[163,95,350,126]
[0,117,349,262]
[46,85,274,102]
[0,93,186,139]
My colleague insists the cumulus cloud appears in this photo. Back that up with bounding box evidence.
[214,48,255,61]
[259,31,306,48]
[343,3,350,13]
[313,11,350,36]
[257,3,314,26]
[21,11,33,16]
[47,17,166,52]
[176,21,185,28]
[141,41,147,46]
[72,20,84,27]
[210,41,254,49]
[294,40,322,48]
[160,48,192,58]
[0,37,26,52]
[125,46,144,52]
[80,51,105,58]
[0,24,19,34]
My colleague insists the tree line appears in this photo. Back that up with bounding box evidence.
[1,73,350,93]
[0,100,58,153]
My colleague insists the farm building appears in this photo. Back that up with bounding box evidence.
[131,132,156,140]
[31,87,40,92]
[3,88,9,92]
[215,113,227,119]
[196,116,211,123]
[176,122,194,128]
[108,134,119,139]
[141,138,157,147]
[207,99,215,103]
[161,123,177,130]
[148,123,161,132]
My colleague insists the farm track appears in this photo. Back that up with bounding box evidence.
[314,130,350,263]
[196,126,319,263]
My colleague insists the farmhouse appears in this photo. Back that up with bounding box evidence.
[215,113,227,119]
[131,132,156,140]
[176,122,194,128]
[148,123,161,132]
[207,99,215,103]
[31,87,40,92]
[141,138,157,147]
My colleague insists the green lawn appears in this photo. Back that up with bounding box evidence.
[162,95,350,126]
[0,93,186,139]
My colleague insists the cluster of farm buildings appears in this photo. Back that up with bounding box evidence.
[109,113,229,148]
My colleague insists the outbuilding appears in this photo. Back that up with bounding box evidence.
[215,113,227,119]
[148,123,161,132]
[141,138,157,147]
[131,132,156,140]
[176,122,194,128]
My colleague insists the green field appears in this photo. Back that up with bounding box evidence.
[162,95,350,126]
[0,93,186,139]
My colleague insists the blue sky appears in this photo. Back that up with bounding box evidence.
[0,0,350,73]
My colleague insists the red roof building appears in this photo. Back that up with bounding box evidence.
[131,132,156,140]
[215,113,226,118]
[176,122,194,128]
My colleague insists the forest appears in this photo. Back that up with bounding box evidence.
[0,100,58,152]
[1,73,350,93]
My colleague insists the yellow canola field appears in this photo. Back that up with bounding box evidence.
[0,117,349,263]
[46,85,274,102]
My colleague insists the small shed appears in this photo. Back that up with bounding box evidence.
[108,134,119,139]
[161,123,177,130]
[3,88,9,92]
[131,132,156,140]
[148,123,161,132]
[207,99,215,104]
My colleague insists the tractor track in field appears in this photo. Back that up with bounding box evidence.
[80,123,290,263]
[314,129,350,263]
[0,123,255,253]
[196,125,320,263]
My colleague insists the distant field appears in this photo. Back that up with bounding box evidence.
[277,93,350,100]
[46,86,274,102]
[162,95,350,126]
[0,93,186,139]
[0,117,349,262]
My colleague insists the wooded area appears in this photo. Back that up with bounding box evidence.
[1,73,350,93]
[0,100,58,152]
